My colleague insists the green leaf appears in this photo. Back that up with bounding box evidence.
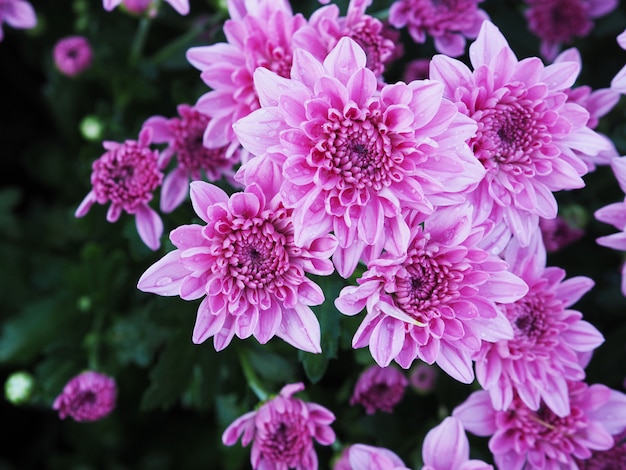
[298,351,329,384]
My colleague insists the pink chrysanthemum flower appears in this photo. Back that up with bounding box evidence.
[53,36,93,77]
[524,0,618,61]
[292,0,400,78]
[334,204,527,382]
[234,37,484,278]
[454,381,626,470]
[223,382,336,470]
[76,128,164,251]
[388,0,489,57]
[103,0,189,15]
[539,215,584,252]
[186,0,306,157]
[0,0,36,42]
[577,429,626,469]
[334,444,409,470]
[350,364,408,415]
[409,363,438,392]
[137,181,337,353]
[421,417,493,470]
[430,21,610,252]
[142,104,240,213]
[474,232,604,417]
[53,371,117,422]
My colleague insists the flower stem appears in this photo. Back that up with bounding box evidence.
[130,16,152,67]
[238,350,269,402]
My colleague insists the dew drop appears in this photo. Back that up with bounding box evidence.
[156,277,172,286]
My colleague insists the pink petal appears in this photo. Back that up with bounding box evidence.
[189,181,228,223]
[135,204,163,250]
[276,304,321,353]
[137,250,188,296]
[435,344,474,384]
[422,417,470,470]
[165,0,189,15]
[469,21,510,70]
[369,316,404,367]
[323,37,367,83]
[160,168,189,213]
[233,108,284,157]
[192,298,227,343]
[452,391,497,436]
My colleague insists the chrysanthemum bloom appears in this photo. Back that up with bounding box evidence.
[595,156,626,296]
[524,0,618,61]
[0,0,36,42]
[223,382,336,470]
[234,37,485,278]
[75,128,164,251]
[430,21,610,253]
[474,232,604,417]
[137,181,337,353]
[186,0,307,157]
[421,417,493,470]
[53,36,93,77]
[53,371,117,422]
[334,444,409,470]
[577,429,626,469]
[388,0,489,57]
[335,204,527,382]
[453,381,626,470]
[539,215,584,252]
[350,364,408,414]
[403,58,431,82]
[103,0,188,15]
[142,104,240,213]
[409,363,437,392]
[292,0,400,78]
[611,29,626,93]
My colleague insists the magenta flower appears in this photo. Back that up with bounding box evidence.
[421,417,493,470]
[389,0,489,57]
[292,0,400,77]
[234,37,484,277]
[409,363,438,393]
[223,382,335,470]
[76,128,164,251]
[142,104,240,213]
[524,0,618,61]
[334,444,409,470]
[402,58,431,82]
[350,364,408,415]
[0,0,36,42]
[430,21,610,252]
[53,371,117,422]
[454,381,626,470]
[475,232,604,417]
[103,0,189,15]
[53,36,93,77]
[577,429,626,469]
[137,181,337,353]
[186,0,306,156]
[539,215,584,252]
[334,204,527,382]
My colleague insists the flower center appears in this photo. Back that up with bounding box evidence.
[260,415,308,465]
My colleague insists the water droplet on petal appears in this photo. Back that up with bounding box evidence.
[156,277,172,286]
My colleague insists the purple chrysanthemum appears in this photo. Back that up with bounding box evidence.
[430,21,610,252]
[524,0,618,61]
[334,444,409,470]
[539,215,584,252]
[103,0,188,15]
[223,383,336,470]
[350,364,408,415]
[234,37,484,278]
[577,429,626,469]
[76,128,164,250]
[142,104,240,213]
[53,371,117,422]
[137,181,337,353]
[474,232,604,417]
[454,381,626,470]
[389,0,489,57]
[409,363,438,393]
[0,0,36,42]
[186,0,306,156]
[334,204,527,382]
[53,36,93,77]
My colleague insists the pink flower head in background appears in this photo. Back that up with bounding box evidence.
[350,364,408,414]
[53,36,93,77]
[409,363,438,393]
[335,204,527,383]
[142,104,240,213]
[454,381,626,470]
[402,58,431,82]
[474,232,604,417]
[222,382,336,470]
[430,21,609,253]
[293,0,400,78]
[0,0,36,42]
[421,417,493,470]
[103,0,189,15]
[595,156,626,296]
[53,371,117,422]
[334,444,409,470]
[539,215,584,252]
[524,0,618,61]
[137,181,337,353]
[186,0,306,157]
[75,128,164,250]
[577,429,626,469]
[389,0,488,57]
[234,37,484,278]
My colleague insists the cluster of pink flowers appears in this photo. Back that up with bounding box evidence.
[53,371,117,422]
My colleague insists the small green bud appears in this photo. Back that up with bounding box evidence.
[5,371,34,405]
[80,115,105,141]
